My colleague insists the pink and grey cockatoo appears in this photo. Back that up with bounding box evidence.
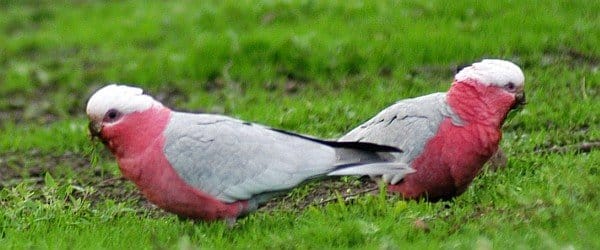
[86,85,413,222]
[330,59,526,201]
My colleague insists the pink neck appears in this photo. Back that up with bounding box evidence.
[447,80,515,128]
[101,106,171,159]
[100,107,244,220]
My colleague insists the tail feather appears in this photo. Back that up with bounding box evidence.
[268,127,402,153]
[328,162,415,181]
[268,126,412,183]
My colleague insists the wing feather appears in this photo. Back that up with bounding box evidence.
[340,92,456,165]
[163,113,337,203]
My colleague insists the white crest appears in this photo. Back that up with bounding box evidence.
[455,59,524,88]
[86,84,162,120]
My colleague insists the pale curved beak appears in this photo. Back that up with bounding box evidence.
[511,92,526,110]
[88,121,102,139]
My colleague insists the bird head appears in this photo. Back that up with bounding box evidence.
[86,84,163,142]
[454,59,526,110]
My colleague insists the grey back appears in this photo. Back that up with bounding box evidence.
[340,92,461,164]
[162,112,338,203]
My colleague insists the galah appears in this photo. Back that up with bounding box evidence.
[330,59,526,201]
[86,84,413,222]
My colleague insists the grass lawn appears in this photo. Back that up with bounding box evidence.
[1,0,599,249]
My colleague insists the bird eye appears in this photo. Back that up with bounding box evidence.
[104,109,122,122]
[506,82,516,91]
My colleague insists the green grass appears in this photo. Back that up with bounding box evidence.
[1,0,599,249]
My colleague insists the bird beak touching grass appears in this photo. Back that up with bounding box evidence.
[511,92,526,110]
[88,121,102,139]
[88,121,111,147]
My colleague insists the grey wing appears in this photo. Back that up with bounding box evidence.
[340,92,455,164]
[163,113,337,203]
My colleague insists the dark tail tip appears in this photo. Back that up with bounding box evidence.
[267,127,402,153]
[328,141,403,153]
